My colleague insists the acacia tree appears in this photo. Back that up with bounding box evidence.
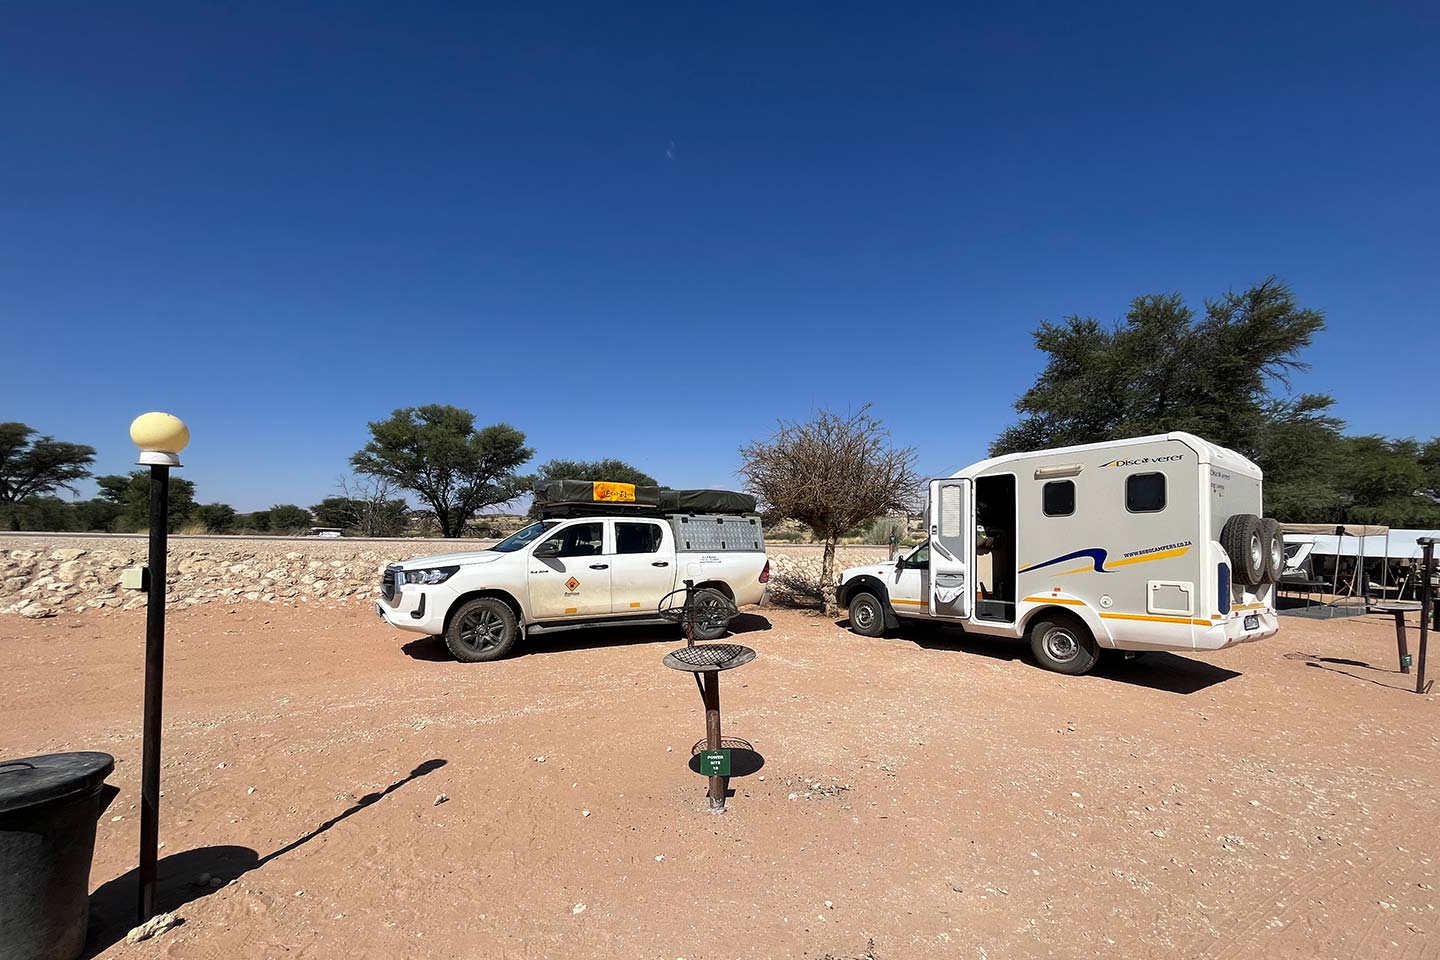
[991,277,1324,457]
[352,405,533,538]
[1,422,96,530]
[740,406,918,616]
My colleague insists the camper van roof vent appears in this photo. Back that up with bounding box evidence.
[1033,463,1084,480]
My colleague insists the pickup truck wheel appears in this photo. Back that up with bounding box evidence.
[689,588,733,641]
[847,592,887,638]
[1029,615,1099,675]
[445,598,518,663]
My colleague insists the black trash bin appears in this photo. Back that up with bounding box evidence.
[0,752,117,960]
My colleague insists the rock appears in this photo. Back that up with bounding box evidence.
[126,911,179,944]
[434,793,449,806]
[19,603,55,619]
[49,548,86,562]
[192,873,212,887]
[572,902,586,915]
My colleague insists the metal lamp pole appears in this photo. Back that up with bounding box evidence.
[129,413,189,923]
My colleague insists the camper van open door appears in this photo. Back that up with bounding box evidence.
[928,478,971,620]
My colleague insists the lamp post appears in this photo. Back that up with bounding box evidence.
[129,412,189,923]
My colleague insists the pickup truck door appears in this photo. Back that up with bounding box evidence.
[527,520,612,619]
[927,478,972,620]
[606,519,677,614]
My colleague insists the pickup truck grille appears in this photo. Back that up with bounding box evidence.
[381,565,399,601]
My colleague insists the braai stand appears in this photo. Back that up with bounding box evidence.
[661,582,753,814]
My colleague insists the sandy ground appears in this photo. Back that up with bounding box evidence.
[4,604,1438,960]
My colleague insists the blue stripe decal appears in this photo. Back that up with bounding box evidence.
[1018,548,1111,575]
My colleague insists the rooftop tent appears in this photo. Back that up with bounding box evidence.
[532,480,757,516]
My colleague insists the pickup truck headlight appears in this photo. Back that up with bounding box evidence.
[400,566,459,585]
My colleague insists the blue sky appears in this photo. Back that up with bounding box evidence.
[3,2,1437,511]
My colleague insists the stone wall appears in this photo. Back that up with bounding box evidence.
[1,535,891,618]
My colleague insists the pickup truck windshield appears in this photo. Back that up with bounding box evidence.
[491,520,559,553]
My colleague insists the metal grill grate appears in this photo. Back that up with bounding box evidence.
[662,643,756,672]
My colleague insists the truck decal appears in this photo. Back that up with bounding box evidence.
[1020,542,1192,576]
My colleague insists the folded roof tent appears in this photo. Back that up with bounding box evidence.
[532,480,758,517]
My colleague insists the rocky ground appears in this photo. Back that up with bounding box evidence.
[4,603,1437,959]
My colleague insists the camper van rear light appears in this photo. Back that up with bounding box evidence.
[1218,562,1231,616]
[1033,463,1083,479]
[759,560,771,584]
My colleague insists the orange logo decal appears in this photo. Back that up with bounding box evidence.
[593,481,636,502]
[565,577,580,591]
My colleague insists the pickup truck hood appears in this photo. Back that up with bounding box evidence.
[397,550,505,569]
[844,561,898,579]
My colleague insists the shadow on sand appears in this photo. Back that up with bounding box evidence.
[1283,651,1414,692]
[401,613,773,661]
[84,759,446,957]
[839,618,1241,695]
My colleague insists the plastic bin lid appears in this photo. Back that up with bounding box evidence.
[0,752,115,815]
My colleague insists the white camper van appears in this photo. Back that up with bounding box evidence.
[837,433,1281,674]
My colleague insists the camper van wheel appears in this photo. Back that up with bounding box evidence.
[1220,514,1266,585]
[1029,615,1099,675]
[1260,518,1284,583]
[847,592,888,638]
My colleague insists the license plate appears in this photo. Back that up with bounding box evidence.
[1243,614,1259,630]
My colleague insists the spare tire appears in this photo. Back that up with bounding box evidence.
[1220,514,1265,586]
[1260,518,1284,583]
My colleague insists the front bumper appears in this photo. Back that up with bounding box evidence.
[375,582,457,636]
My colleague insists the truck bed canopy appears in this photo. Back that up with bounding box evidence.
[533,480,757,516]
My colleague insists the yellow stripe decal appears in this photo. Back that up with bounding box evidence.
[1100,612,1211,626]
[1022,596,1086,606]
[1050,545,1192,575]
[1107,546,1192,568]
[565,607,578,614]
[629,602,642,608]
[891,598,926,606]
[1232,602,1267,611]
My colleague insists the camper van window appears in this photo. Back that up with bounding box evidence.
[1042,480,1075,517]
[1125,472,1166,513]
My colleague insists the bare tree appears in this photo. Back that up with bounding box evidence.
[739,406,919,616]
[313,475,409,538]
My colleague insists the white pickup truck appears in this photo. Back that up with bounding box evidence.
[377,511,770,662]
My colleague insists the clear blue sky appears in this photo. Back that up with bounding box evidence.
[4,2,1436,511]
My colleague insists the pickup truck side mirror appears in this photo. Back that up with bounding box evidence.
[533,540,561,559]
[893,556,906,571]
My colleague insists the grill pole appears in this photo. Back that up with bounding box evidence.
[1416,538,1434,696]
[138,464,169,922]
[702,672,724,812]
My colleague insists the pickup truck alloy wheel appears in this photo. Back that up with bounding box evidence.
[690,588,733,642]
[1029,616,1099,675]
[445,597,518,663]
[847,592,887,638]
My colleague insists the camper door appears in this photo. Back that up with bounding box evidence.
[927,478,972,619]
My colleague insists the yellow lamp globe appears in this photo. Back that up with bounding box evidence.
[130,412,189,467]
